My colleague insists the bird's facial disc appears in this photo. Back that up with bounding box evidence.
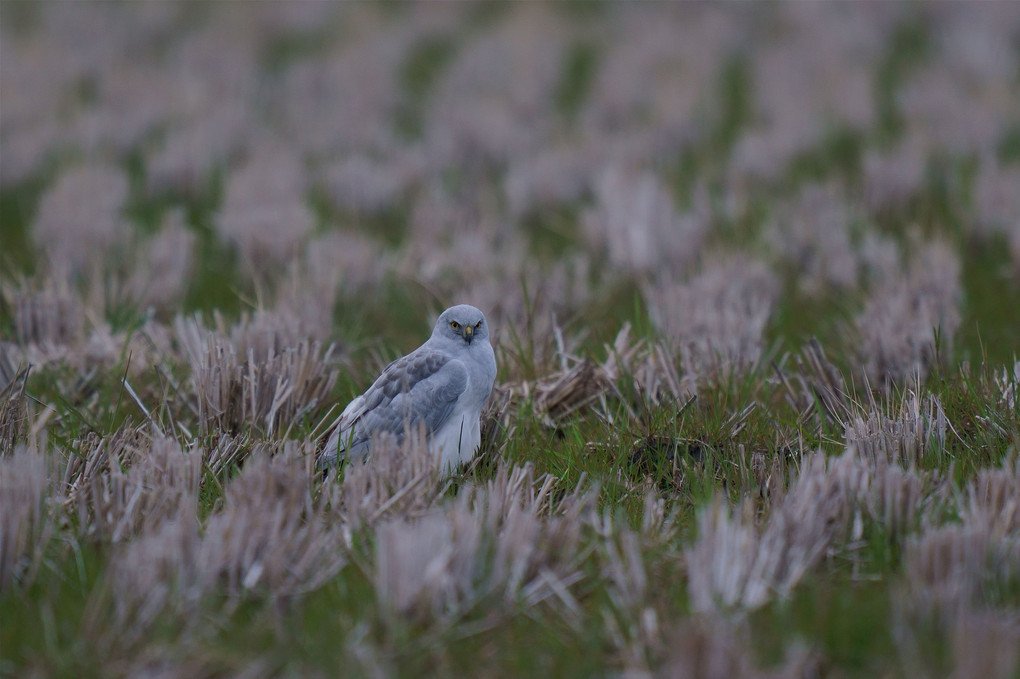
[437,305,488,344]
[449,319,475,343]
[445,315,484,343]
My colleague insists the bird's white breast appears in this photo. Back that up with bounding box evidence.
[432,405,481,472]
[431,341,494,472]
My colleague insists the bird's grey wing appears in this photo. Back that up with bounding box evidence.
[318,394,367,467]
[317,348,467,468]
[359,356,468,442]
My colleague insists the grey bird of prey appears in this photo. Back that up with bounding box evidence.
[317,304,497,473]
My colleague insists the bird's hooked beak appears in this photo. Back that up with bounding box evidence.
[463,324,474,343]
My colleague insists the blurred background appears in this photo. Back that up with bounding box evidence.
[2,1,1020,382]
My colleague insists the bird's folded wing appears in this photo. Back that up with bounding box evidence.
[317,348,468,467]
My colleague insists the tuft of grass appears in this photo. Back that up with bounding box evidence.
[874,16,930,145]
[958,234,1020,369]
[714,55,753,155]
[556,40,598,120]
[0,180,45,276]
[395,35,458,140]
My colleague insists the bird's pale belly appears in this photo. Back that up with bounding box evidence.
[431,412,481,473]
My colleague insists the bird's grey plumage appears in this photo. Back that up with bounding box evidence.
[318,304,497,473]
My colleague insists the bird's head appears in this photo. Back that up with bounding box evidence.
[434,304,489,345]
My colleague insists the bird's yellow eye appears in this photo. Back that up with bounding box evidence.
[450,321,460,330]
[476,321,483,329]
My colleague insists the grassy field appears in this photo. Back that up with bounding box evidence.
[2,2,1020,677]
